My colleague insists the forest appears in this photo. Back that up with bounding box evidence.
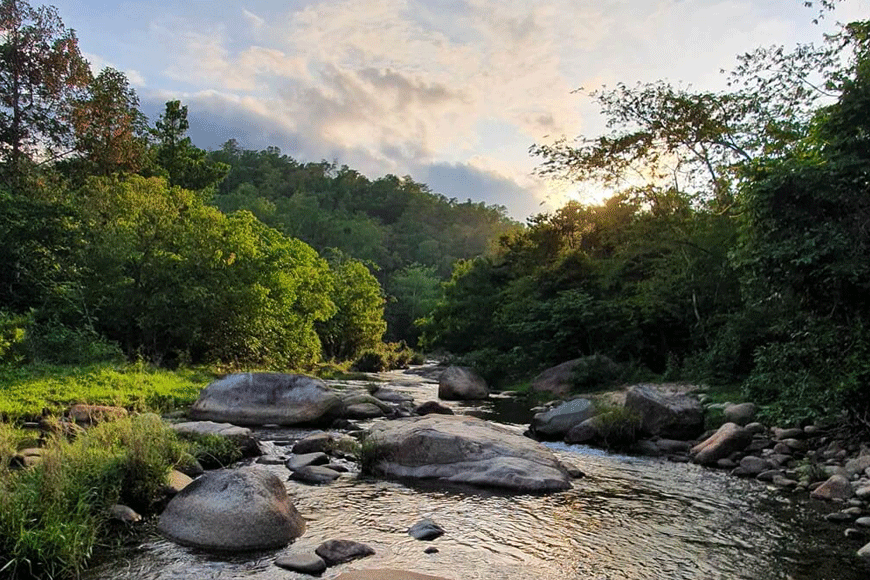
[0,0,868,428]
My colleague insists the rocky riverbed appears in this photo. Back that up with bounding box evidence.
[74,364,870,580]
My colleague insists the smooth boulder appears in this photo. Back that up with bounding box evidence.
[315,539,375,565]
[189,373,341,426]
[438,366,489,400]
[624,385,703,440]
[158,467,305,551]
[367,414,570,492]
[690,422,753,465]
[723,402,757,426]
[810,475,855,501]
[532,398,596,439]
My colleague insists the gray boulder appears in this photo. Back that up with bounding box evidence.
[189,373,341,426]
[531,355,620,397]
[286,452,329,471]
[415,401,454,415]
[845,455,870,477]
[158,467,305,551]
[723,402,757,426]
[624,385,703,440]
[408,518,445,540]
[859,542,870,562]
[564,415,602,444]
[810,475,855,501]
[690,422,753,466]
[438,366,489,400]
[732,456,772,477]
[367,414,570,492]
[532,398,596,439]
[289,465,343,484]
[275,553,327,574]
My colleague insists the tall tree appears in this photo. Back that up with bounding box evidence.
[153,100,228,191]
[70,67,149,176]
[0,0,89,189]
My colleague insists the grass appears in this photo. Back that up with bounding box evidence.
[0,363,214,422]
[0,415,190,579]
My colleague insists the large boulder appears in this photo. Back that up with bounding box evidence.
[438,366,489,400]
[531,398,596,439]
[690,422,753,466]
[531,355,620,397]
[723,402,757,426]
[366,414,570,492]
[624,385,703,440]
[189,373,342,426]
[810,474,855,501]
[158,467,305,551]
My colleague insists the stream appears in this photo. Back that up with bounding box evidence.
[84,366,866,580]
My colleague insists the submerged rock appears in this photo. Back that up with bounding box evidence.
[189,373,341,426]
[158,467,305,551]
[367,414,571,492]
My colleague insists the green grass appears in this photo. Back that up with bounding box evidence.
[0,363,214,422]
[0,415,190,579]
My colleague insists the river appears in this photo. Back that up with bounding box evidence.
[84,366,866,580]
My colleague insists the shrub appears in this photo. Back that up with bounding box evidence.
[0,312,29,365]
[178,433,243,469]
[570,354,624,393]
[357,435,389,476]
[594,406,642,450]
[26,321,124,366]
[352,349,387,373]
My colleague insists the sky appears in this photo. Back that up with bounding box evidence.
[50,0,868,220]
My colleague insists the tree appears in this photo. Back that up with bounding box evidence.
[69,67,149,176]
[0,0,89,189]
[153,100,228,191]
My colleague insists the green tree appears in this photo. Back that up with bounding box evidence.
[153,100,228,191]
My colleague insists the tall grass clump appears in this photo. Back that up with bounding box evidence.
[0,415,186,579]
[594,405,643,450]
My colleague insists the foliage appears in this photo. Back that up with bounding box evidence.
[351,342,419,373]
[570,355,625,393]
[356,434,387,476]
[594,406,643,450]
[176,432,243,469]
[152,100,228,191]
[0,311,28,364]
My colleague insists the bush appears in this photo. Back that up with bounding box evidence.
[178,433,243,469]
[595,406,643,450]
[351,342,422,373]
[26,320,124,366]
[570,354,624,392]
[357,435,389,476]
[352,349,388,373]
[0,312,29,365]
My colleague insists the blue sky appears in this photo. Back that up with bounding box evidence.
[51,0,867,219]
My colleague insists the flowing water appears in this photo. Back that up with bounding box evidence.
[85,367,868,580]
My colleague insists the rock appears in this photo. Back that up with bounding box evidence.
[811,475,855,501]
[438,366,489,400]
[189,373,342,426]
[293,432,334,454]
[532,398,596,439]
[564,416,601,444]
[624,385,703,440]
[781,438,806,452]
[424,547,439,554]
[371,387,414,403]
[287,452,329,471]
[723,403,757,426]
[415,401,454,416]
[691,423,753,466]
[408,518,445,541]
[257,455,288,465]
[858,541,870,561]
[333,571,451,580]
[717,458,738,469]
[733,456,772,477]
[315,539,375,566]
[772,427,804,440]
[344,403,386,419]
[367,414,571,492]
[289,466,342,484]
[530,357,616,397]
[856,486,870,500]
[275,553,327,575]
[158,467,305,551]
[633,440,662,457]
[855,517,870,527]
[745,438,773,453]
[165,470,193,495]
[744,422,766,435]
[756,469,782,482]
[845,455,870,477]
[109,504,141,523]
[10,448,43,468]
[170,421,258,455]
[655,439,692,453]
[342,393,393,412]
[825,512,854,522]
[772,475,798,489]
[772,443,793,455]
[68,404,128,424]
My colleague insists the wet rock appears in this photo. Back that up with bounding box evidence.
[344,403,386,419]
[811,475,855,501]
[772,443,793,455]
[624,385,703,440]
[257,455,288,465]
[287,452,329,471]
[691,423,753,466]
[733,456,772,477]
[367,414,571,492]
[415,401,454,416]
[189,373,341,426]
[845,528,864,539]
[333,571,450,580]
[825,511,854,522]
[532,398,596,439]
[438,366,489,400]
[371,387,414,403]
[564,416,601,444]
[858,541,870,561]
[315,539,375,566]
[745,438,773,453]
[158,467,305,551]
[109,504,141,523]
[723,403,757,426]
[781,438,806,452]
[855,517,870,527]
[68,404,128,424]
[424,547,439,554]
[756,469,782,482]
[275,553,327,575]
[855,486,870,500]
[655,439,692,454]
[293,432,334,454]
[408,518,445,541]
[289,466,342,484]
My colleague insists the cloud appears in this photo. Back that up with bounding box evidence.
[82,52,146,87]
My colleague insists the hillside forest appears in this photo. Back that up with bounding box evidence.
[1,0,869,426]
